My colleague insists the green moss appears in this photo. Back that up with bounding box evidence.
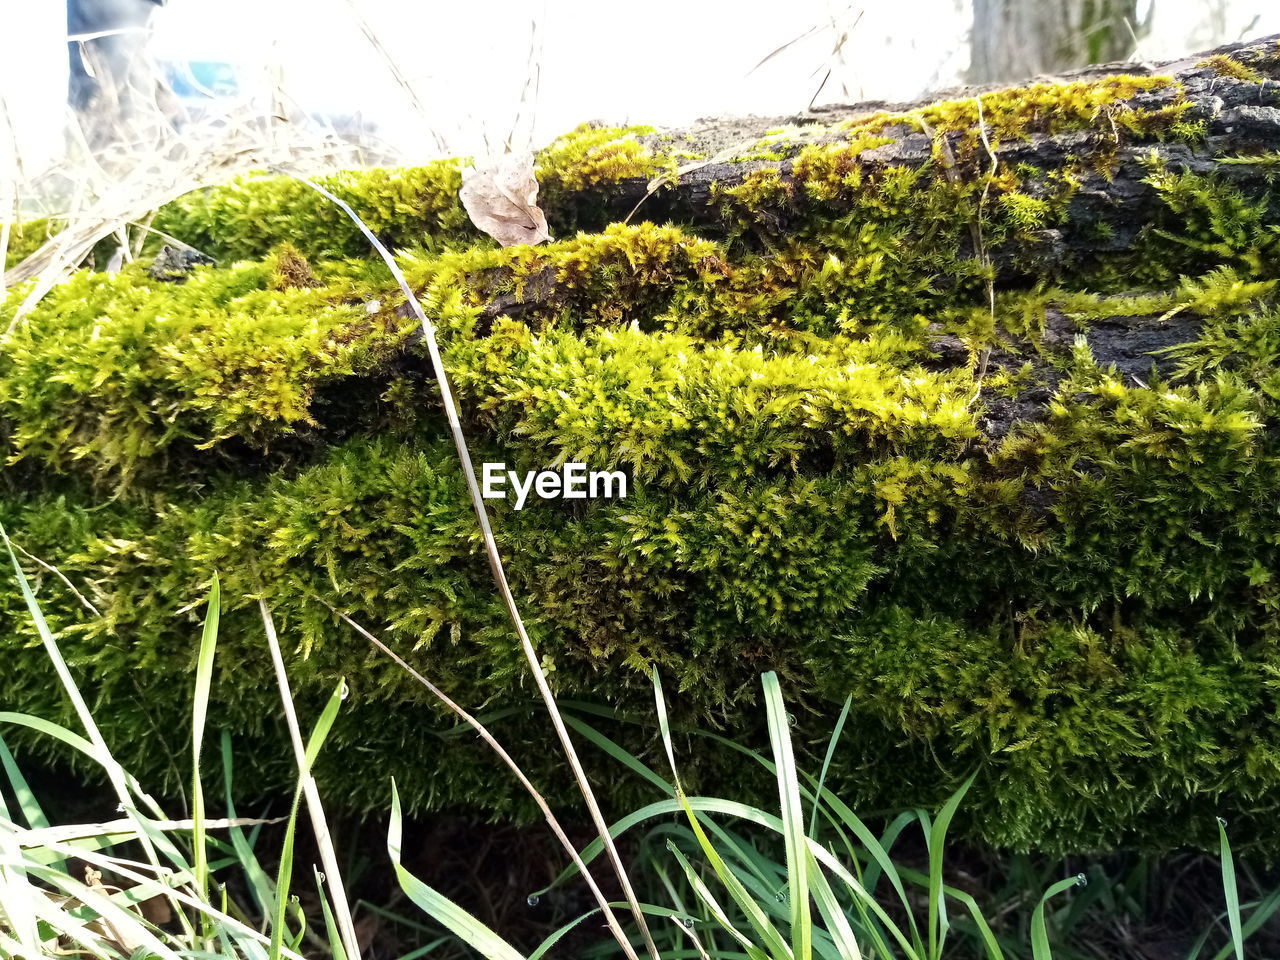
[6,95,1280,855]
[535,122,674,192]
[152,163,476,262]
[905,75,1182,143]
[449,325,975,485]
[267,242,321,290]
[147,125,685,263]
[813,75,1183,154]
[999,192,1052,230]
[0,260,414,485]
[3,218,58,270]
[405,221,727,335]
[1198,53,1265,83]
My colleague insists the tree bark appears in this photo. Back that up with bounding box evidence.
[572,33,1280,288]
[968,0,1141,83]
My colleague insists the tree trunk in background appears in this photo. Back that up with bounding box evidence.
[969,0,1142,83]
[67,0,166,146]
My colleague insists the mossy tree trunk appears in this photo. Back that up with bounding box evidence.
[6,35,1280,855]
[968,0,1142,83]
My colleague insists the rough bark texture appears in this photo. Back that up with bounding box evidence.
[596,36,1280,275]
[969,0,1141,83]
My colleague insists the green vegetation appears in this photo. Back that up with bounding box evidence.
[4,68,1280,856]
[4,576,1275,959]
[147,124,682,264]
[2,218,59,271]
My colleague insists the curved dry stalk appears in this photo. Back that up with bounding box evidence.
[7,538,103,617]
[330,605,639,960]
[16,816,285,848]
[259,600,362,960]
[281,172,661,960]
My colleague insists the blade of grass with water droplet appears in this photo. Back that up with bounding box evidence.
[315,866,350,960]
[667,841,766,959]
[1030,875,1084,960]
[387,782,527,960]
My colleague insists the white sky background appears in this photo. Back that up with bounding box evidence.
[3,0,1280,173]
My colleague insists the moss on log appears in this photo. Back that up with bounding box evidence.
[5,38,1280,853]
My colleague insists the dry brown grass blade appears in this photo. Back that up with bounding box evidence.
[340,0,448,154]
[3,17,434,320]
[259,600,363,960]
[330,605,640,960]
[282,172,661,960]
[1,103,15,292]
[17,816,286,848]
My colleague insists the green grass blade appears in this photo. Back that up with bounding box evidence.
[1217,819,1244,960]
[316,865,351,960]
[926,773,975,960]
[0,735,49,830]
[699,819,780,893]
[808,775,922,952]
[942,886,1005,960]
[564,713,674,796]
[1205,881,1280,960]
[806,859,862,960]
[535,793,900,958]
[762,672,811,960]
[270,677,345,960]
[895,865,1005,960]
[652,666,680,783]
[220,730,277,920]
[667,839,764,955]
[0,802,44,958]
[0,527,159,847]
[677,791,793,960]
[388,782,527,960]
[0,528,197,939]
[808,697,851,839]
[191,576,221,907]
[1030,875,1086,960]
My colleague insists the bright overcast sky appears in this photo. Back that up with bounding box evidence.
[4,0,1280,172]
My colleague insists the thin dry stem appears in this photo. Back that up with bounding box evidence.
[16,816,285,848]
[3,24,429,329]
[330,605,638,958]
[7,539,102,617]
[258,600,362,960]
[282,172,661,960]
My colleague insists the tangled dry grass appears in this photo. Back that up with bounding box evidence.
[0,12,433,322]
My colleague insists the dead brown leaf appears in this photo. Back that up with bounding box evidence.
[459,153,551,248]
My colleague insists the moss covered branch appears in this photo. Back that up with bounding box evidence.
[5,36,1280,855]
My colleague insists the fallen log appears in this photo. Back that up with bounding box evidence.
[4,35,1280,855]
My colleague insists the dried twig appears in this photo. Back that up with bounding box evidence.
[6,539,102,617]
[259,601,362,960]
[329,605,638,958]
[282,172,660,960]
[16,816,286,848]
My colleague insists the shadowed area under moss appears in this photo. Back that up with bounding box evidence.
[4,37,1280,855]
